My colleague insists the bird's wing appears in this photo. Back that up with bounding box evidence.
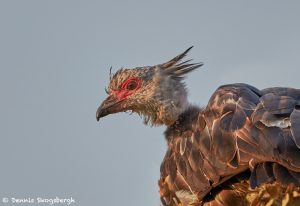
[203,84,300,186]
[160,84,300,206]
[199,83,262,174]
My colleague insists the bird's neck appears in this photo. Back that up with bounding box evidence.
[158,100,190,126]
[139,95,189,126]
[141,70,191,126]
[164,106,202,141]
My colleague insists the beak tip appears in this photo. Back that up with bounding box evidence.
[96,107,108,122]
[96,95,121,122]
[96,111,102,122]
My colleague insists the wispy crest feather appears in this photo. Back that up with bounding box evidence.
[159,46,203,77]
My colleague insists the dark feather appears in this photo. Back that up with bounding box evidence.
[159,47,203,77]
[160,47,194,69]
[259,93,296,115]
[291,109,300,148]
[212,119,237,165]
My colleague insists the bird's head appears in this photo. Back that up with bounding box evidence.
[96,47,203,126]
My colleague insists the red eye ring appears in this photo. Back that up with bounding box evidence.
[121,78,141,91]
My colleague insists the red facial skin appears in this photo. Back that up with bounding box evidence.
[111,77,142,100]
[96,77,142,120]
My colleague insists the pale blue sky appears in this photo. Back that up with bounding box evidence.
[0,1,299,206]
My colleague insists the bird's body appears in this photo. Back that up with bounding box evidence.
[96,47,300,206]
[160,84,300,206]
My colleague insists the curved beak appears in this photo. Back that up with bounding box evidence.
[96,95,125,121]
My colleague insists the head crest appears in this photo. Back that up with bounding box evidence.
[159,46,203,77]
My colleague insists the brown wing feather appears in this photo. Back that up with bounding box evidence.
[160,84,300,206]
[291,110,300,148]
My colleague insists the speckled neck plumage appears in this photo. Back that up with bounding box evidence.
[137,66,190,126]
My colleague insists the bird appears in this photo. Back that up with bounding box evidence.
[96,47,300,206]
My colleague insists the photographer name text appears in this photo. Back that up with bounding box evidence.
[2,197,75,205]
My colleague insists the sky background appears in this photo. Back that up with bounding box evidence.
[0,1,300,206]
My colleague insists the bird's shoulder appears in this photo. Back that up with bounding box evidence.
[203,83,261,131]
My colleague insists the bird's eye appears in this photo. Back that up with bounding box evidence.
[126,81,138,90]
[121,78,141,91]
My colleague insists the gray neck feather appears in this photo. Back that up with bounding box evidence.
[139,67,189,126]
